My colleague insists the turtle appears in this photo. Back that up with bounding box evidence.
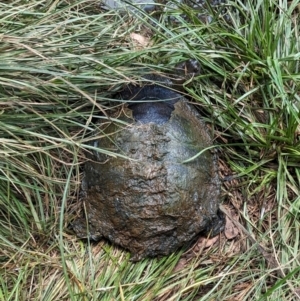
[72,60,225,261]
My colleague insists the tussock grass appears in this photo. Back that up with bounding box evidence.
[0,0,299,300]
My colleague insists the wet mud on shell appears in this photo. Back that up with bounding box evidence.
[72,101,224,261]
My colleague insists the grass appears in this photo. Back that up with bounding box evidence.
[0,0,299,300]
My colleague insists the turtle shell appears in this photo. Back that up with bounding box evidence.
[73,95,224,261]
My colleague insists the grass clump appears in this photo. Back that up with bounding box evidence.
[0,0,299,300]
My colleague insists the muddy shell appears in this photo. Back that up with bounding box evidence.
[72,85,224,261]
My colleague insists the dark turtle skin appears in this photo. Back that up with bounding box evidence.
[72,60,225,261]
